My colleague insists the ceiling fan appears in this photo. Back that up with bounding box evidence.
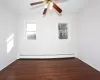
[30,0,62,15]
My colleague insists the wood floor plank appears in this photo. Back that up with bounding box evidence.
[0,58,100,80]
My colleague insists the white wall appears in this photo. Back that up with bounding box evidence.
[0,1,19,70]
[17,13,77,57]
[77,0,100,71]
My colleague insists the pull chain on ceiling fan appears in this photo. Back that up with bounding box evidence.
[30,0,62,15]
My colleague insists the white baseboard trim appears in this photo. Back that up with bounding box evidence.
[19,53,75,59]
[77,57,100,72]
[0,59,17,71]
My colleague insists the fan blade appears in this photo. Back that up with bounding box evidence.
[43,8,47,15]
[53,3,62,13]
[30,1,43,6]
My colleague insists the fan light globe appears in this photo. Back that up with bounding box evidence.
[44,3,48,8]
[49,2,53,10]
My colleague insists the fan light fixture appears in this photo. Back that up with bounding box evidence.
[49,2,53,10]
[30,0,62,15]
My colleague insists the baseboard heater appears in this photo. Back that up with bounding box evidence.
[19,53,75,59]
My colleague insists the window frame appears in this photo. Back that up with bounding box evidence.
[25,21,36,40]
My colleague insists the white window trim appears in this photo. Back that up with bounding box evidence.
[24,21,36,40]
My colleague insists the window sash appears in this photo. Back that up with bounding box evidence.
[26,23,36,32]
[26,31,36,40]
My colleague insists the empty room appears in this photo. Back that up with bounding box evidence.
[0,0,100,80]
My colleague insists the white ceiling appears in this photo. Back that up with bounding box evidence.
[6,0,88,15]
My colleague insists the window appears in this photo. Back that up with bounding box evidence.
[26,23,36,40]
[58,23,68,39]
[7,34,14,53]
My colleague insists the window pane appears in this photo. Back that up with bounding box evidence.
[58,23,68,39]
[27,23,36,31]
[26,32,36,40]
[7,39,14,53]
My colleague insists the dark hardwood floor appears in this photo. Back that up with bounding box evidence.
[0,58,100,80]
